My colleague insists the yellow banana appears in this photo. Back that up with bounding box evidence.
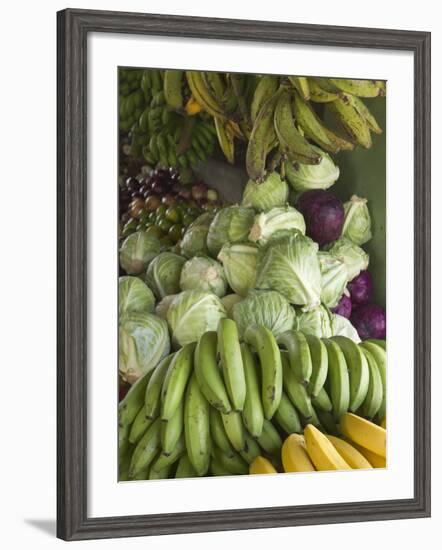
[281,433,315,472]
[326,435,373,469]
[340,412,386,458]
[249,456,277,475]
[349,440,386,468]
[304,424,351,471]
[380,418,387,429]
[185,96,203,116]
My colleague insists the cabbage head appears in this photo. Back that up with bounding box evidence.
[119,276,155,318]
[233,290,296,338]
[167,290,227,347]
[120,231,161,275]
[318,251,349,308]
[296,305,332,338]
[284,146,339,192]
[248,206,306,245]
[221,294,244,318]
[155,294,178,320]
[342,195,372,246]
[119,312,170,384]
[255,231,321,309]
[218,242,258,296]
[145,252,186,299]
[207,206,255,257]
[242,171,288,211]
[331,313,361,343]
[180,212,215,258]
[327,237,369,280]
[180,256,227,297]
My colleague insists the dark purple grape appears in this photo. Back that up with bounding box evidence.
[125,176,139,192]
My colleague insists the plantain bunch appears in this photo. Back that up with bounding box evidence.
[183,72,386,181]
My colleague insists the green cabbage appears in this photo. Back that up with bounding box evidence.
[207,206,255,257]
[284,146,339,192]
[342,195,372,245]
[119,312,170,384]
[296,305,332,338]
[318,251,349,308]
[327,237,369,280]
[248,206,306,245]
[255,231,321,309]
[155,294,178,320]
[331,313,361,343]
[180,256,227,297]
[166,290,227,347]
[119,276,155,318]
[145,252,186,299]
[180,212,215,258]
[220,294,244,318]
[120,231,161,275]
[242,171,288,211]
[217,242,258,297]
[233,290,296,338]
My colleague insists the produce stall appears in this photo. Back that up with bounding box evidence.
[118,69,387,481]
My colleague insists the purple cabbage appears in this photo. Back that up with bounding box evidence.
[297,190,344,246]
[350,304,386,340]
[347,270,373,305]
[331,294,352,319]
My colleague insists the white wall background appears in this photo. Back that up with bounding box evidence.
[0,0,439,548]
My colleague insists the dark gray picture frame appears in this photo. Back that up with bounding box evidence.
[57,8,431,541]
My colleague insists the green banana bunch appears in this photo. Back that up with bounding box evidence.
[184,374,211,476]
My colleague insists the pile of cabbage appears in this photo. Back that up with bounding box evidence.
[118,164,385,385]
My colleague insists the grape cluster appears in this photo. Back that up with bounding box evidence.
[119,168,221,247]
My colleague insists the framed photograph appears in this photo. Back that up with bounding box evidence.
[57,8,431,541]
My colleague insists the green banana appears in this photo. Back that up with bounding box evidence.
[118,440,132,481]
[151,435,186,473]
[273,90,322,165]
[129,417,162,478]
[331,336,369,412]
[360,341,387,422]
[149,464,173,480]
[301,406,322,429]
[163,69,184,111]
[251,75,279,123]
[322,339,350,421]
[273,391,302,434]
[292,90,340,153]
[210,458,232,476]
[359,347,383,419]
[131,466,150,481]
[118,423,131,469]
[241,343,264,437]
[186,71,226,118]
[214,117,235,164]
[221,410,246,452]
[307,78,339,102]
[311,387,333,412]
[161,400,184,456]
[329,78,384,98]
[367,339,386,351]
[212,446,248,475]
[256,419,283,456]
[194,331,231,413]
[218,319,246,412]
[315,408,340,436]
[288,76,310,100]
[203,71,225,101]
[145,354,175,419]
[210,408,235,457]
[161,343,195,421]
[184,374,211,476]
[347,95,382,134]
[246,89,281,182]
[244,324,282,419]
[175,454,198,478]
[305,334,328,398]
[119,370,152,427]
[277,330,312,386]
[129,406,154,445]
[327,95,372,148]
[281,351,313,419]
[239,433,262,464]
